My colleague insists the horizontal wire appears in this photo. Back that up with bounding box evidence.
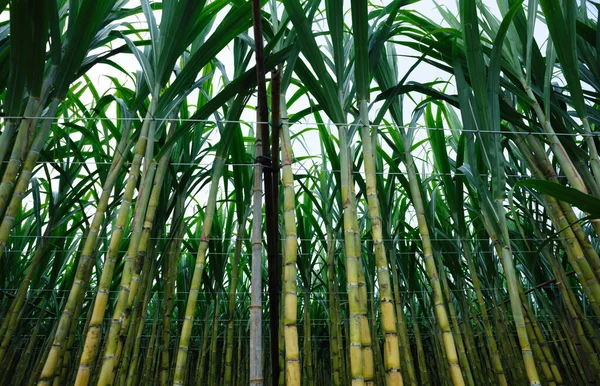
[0,248,555,255]
[4,234,582,242]
[1,115,598,136]
[0,158,543,176]
[0,286,567,294]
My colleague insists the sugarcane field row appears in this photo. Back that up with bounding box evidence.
[1,0,599,385]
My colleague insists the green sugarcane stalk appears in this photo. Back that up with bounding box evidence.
[0,220,55,364]
[208,292,220,386]
[195,308,213,385]
[524,312,554,385]
[13,302,46,384]
[326,225,342,386]
[411,300,430,386]
[389,247,417,386]
[121,256,155,385]
[303,287,314,386]
[140,303,160,386]
[223,213,247,385]
[483,211,541,385]
[522,134,600,275]
[160,199,185,385]
[172,144,228,385]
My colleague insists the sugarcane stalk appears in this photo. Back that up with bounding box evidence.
[141,302,160,386]
[96,153,167,385]
[208,292,220,386]
[438,256,474,386]
[223,213,247,385]
[123,256,156,386]
[326,224,342,386]
[74,157,156,386]
[0,98,59,260]
[0,67,57,219]
[403,135,465,386]
[280,101,301,385]
[389,246,417,386]
[97,115,174,384]
[172,137,229,385]
[338,122,364,385]
[357,107,401,384]
[461,237,507,386]
[37,118,133,385]
[160,198,185,385]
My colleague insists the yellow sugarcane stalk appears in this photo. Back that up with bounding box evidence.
[461,238,507,386]
[126,258,156,386]
[0,67,56,219]
[338,123,364,386]
[72,103,155,386]
[97,118,174,385]
[0,99,59,260]
[353,222,375,386]
[439,259,474,386]
[403,134,465,386]
[37,126,132,386]
[74,158,155,386]
[358,102,402,386]
[483,209,541,386]
[97,153,168,385]
[523,135,600,276]
[280,102,301,385]
[521,81,600,237]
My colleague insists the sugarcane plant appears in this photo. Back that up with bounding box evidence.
[0,0,599,385]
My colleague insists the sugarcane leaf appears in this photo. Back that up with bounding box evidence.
[54,0,118,97]
[157,1,253,114]
[539,0,587,119]
[5,0,29,116]
[351,0,369,102]
[325,0,344,85]
[283,0,343,122]
[515,179,600,218]
[119,32,156,95]
[26,0,50,98]
[141,0,159,70]
[525,0,538,85]
[487,0,522,200]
